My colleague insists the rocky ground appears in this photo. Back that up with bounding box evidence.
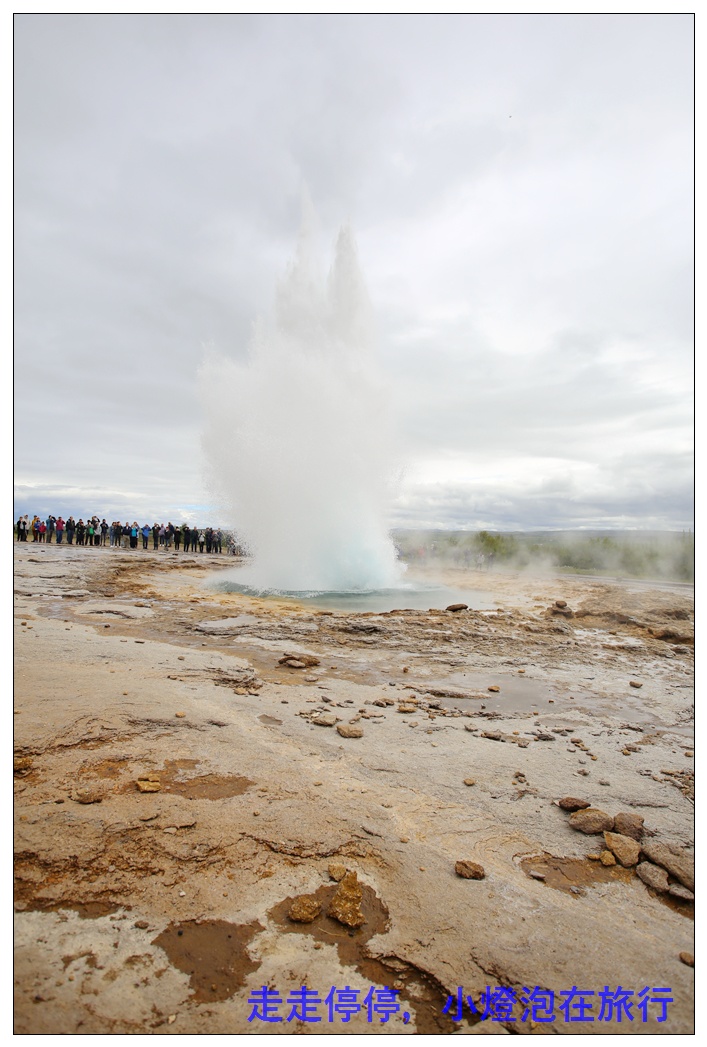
[14,544,694,1034]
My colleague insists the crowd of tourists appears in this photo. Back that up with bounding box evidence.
[14,515,242,554]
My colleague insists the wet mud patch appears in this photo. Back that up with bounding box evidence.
[22,897,121,918]
[521,854,633,895]
[522,854,694,919]
[158,759,255,800]
[77,755,131,781]
[152,919,262,1002]
[269,885,457,1034]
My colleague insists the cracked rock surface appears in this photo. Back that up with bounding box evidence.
[14,546,694,1033]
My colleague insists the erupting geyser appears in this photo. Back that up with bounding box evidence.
[199,218,402,593]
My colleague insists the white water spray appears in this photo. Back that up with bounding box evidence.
[199,218,402,593]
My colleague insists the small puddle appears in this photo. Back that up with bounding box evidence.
[153,919,262,1001]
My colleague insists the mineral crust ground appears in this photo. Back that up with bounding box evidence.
[13,544,694,1034]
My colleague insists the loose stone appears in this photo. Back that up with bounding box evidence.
[641,842,694,892]
[604,831,641,867]
[311,712,337,727]
[668,884,694,902]
[568,808,614,834]
[327,871,365,928]
[613,812,644,841]
[337,724,363,738]
[288,895,321,923]
[455,860,485,880]
[636,862,670,893]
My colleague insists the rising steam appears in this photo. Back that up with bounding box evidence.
[199,217,402,592]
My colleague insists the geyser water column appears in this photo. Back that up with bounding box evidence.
[199,220,402,593]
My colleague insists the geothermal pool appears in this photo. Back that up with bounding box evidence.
[212,577,498,613]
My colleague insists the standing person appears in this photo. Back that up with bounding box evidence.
[86,520,95,547]
[47,516,56,543]
[76,519,86,546]
[198,530,205,553]
[141,524,150,549]
[100,519,108,546]
[32,517,40,541]
[158,524,166,548]
[205,527,213,554]
[191,527,198,553]
[152,523,159,550]
[56,517,65,544]
[66,517,75,544]
[129,522,138,549]
[165,523,173,550]
[182,525,190,552]
[215,529,223,554]
[38,520,47,543]
[15,517,23,541]
[173,526,181,552]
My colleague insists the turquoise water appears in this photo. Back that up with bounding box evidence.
[212,578,498,613]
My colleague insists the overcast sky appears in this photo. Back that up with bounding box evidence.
[14,13,693,531]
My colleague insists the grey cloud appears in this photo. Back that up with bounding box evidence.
[14,14,693,531]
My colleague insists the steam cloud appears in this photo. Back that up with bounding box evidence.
[199,217,402,592]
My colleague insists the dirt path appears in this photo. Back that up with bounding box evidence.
[14,544,694,1034]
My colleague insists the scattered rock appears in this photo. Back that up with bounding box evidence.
[629,681,643,689]
[397,704,417,714]
[136,779,161,793]
[455,860,485,880]
[72,787,103,804]
[668,884,694,902]
[328,863,346,882]
[558,797,591,811]
[463,778,476,786]
[288,895,321,923]
[554,600,567,608]
[528,870,546,881]
[13,756,33,774]
[481,730,504,741]
[336,723,363,738]
[534,732,555,741]
[283,659,306,669]
[327,871,365,928]
[636,862,669,892]
[641,842,694,892]
[568,808,614,834]
[311,712,337,727]
[613,812,644,841]
[279,652,320,667]
[175,712,186,718]
[599,850,616,866]
[487,685,500,693]
[679,952,694,967]
[604,831,641,867]
[446,603,468,612]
